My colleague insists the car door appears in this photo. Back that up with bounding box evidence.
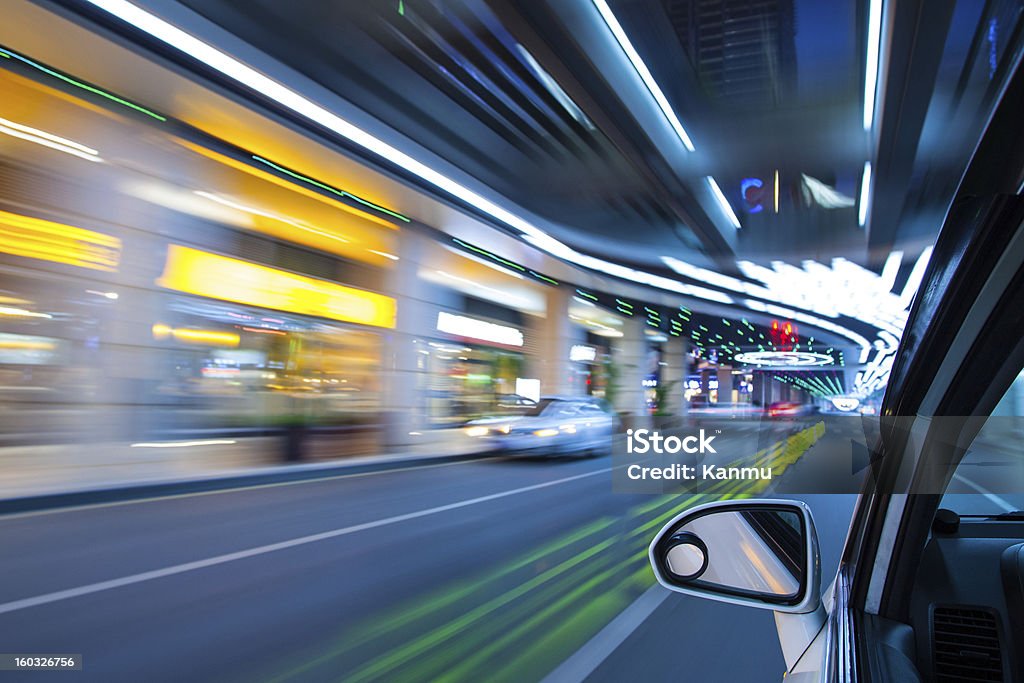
[816,54,1024,682]
[575,402,607,449]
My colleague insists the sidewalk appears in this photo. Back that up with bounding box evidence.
[0,429,490,507]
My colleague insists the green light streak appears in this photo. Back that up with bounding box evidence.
[252,155,410,221]
[303,427,828,683]
[529,270,558,285]
[451,238,525,272]
[0,46,166,121]
[574,289,597,301]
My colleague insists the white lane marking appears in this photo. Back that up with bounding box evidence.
[0,456,499,521]
[953,474,1017,512]
[0,466,612,616]
[541,584,669,683]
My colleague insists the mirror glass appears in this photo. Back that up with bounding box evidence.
[665,541,705,578]
[660,508,805,600]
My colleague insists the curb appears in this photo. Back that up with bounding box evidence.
[0,450,491,516]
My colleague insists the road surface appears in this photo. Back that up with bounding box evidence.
[0,419,862,682]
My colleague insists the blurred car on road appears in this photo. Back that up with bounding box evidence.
[464,396,615,457]
[688,401,762,419]
[766,402,819,419]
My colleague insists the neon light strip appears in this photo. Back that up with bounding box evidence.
[252,156,409,222]
[529,270,558,285]
[0,46,166,121]
[575,289,598,301]
[79,0,896,365]
[864,0,883,130]
[452,238,525,272]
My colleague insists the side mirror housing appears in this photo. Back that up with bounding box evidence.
[649,499,821,614]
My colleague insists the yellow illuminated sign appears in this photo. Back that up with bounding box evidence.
[156,245,396,329]
[0,209,121,271]
[152,324,240,347]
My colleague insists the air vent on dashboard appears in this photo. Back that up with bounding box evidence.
[932,605,1004,682]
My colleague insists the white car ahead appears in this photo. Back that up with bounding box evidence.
[464,396,615,457]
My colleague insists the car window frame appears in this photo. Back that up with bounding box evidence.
[828,46,1024,680]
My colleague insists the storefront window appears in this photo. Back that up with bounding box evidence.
[0,265,384,443]
[424,342,525,424]
[153,296,382,429]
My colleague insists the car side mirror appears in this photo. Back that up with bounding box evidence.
[649,499,821,614]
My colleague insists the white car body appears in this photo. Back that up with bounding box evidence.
[464,396,615,456]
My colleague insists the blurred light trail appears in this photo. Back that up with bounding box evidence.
[155,245,397,328]
[193,191,351,243]
[130,440,238,448]
[0,209,121,271]
[0,46,166,121]
[706,176,741,228]
[428,270,529,308]
[859,161,872,226]
[79,0,892,364]
[864,0,884,130]
[151,324,240,347]
[250,156,410,223]
[591,0,695,151]
[435,312,524,347]
[663,247,935,396]
[0,116,102,162]
[0,467,612,617]
[178,142,400,230]
[321,430,820,683]
[0,306,51,319]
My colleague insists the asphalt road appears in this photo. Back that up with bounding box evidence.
[0,419,862,683]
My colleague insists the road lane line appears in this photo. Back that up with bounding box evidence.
[0,456,502,520]
[953,474,1017,512]
[0,466,613,616]
[540,584,669,683]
